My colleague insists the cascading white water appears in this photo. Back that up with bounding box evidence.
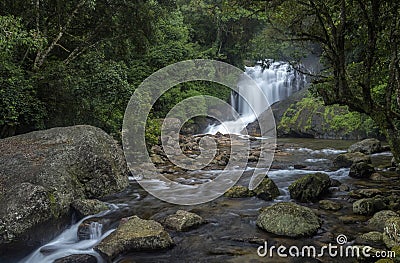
[206,60,307,134]
[89,222,103,240]
[19,210,115,263]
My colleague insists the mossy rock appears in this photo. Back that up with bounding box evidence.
[256,202,321,237]
[164,210,205,231]
[224,186,255,198]
[71,199,109,219]
[353,197,388,215]
[333,152,371,168]
[383,217,400,249]
[355,231,383,247]
[349,162,376,179]
[369,210,399,231]
[288,173,331,202]
[319,200,343,211]
[95,216,174,261]
[253,178,280,201]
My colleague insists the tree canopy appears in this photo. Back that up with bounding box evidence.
[249,0,400,162]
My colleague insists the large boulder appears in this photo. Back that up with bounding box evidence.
[333,152,371,168]
[0,125,129,251]
[349,162,375,178]
[348,138,382,154]
[256,202,321,237]
[288,173,331,202]
[95,216,174,261]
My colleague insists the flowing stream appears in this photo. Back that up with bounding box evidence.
[15,138,396,263]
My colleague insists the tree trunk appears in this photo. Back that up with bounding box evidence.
[373,112,400,165]
[385,126,400,166]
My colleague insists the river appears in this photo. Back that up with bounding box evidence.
[16,137,396,263]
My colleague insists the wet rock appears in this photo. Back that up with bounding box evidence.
[383,217,400,249]
[224,186,255,198]
[293,164,307,169]
[339,215,369,224]
[78,217,113,240]
[374,259,394,263]
[150,154,165,164]
[348,138,382,154]
[339,184,351,192]
[289,258,323,263]
[95,216,173,261]
[368,210,399,231]
[333,152,371,168]
[349,162,375,179]
[370,173,388,181]
[54,254,97,263]
[319,200,343,211]
[392,157,398,168]
[353,197,388,215]
[288,173,331,202]
[355,231,383,247]
[164,210,205,231]
[349,189,382,199]
[355,245,392,262]
[0,125,129,248]
[253,178,280,201]
[71,199,108,219]
[256,202,321,237]
[330,179,342,187]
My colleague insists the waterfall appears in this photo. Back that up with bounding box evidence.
[205,60,307,135]
[19,211,114,263]
[89,222,103,240]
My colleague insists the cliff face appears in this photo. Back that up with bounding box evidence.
[246,89,382,140]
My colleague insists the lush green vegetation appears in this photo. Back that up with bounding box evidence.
[1,0,400,163]
[0,0,265,140]
[279,93,381,139]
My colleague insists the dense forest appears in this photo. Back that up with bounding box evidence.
[1,0,399,163]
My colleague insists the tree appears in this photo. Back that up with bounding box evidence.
[258,0,400,163]
[0,15,46,137]
[178,0,267,65]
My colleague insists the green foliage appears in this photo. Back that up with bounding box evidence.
[145,117,161,147]
[279,93,380,139]
[0,15,46,137]
[0,0,267,145]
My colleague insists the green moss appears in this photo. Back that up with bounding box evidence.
[278,92,380,138]
[48,192,60,218]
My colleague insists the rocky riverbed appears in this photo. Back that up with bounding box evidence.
[1,126,400,263]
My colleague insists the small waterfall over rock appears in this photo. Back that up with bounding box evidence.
[89,222,103,240]
[19,211,114,263]
[206,60,307,134]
